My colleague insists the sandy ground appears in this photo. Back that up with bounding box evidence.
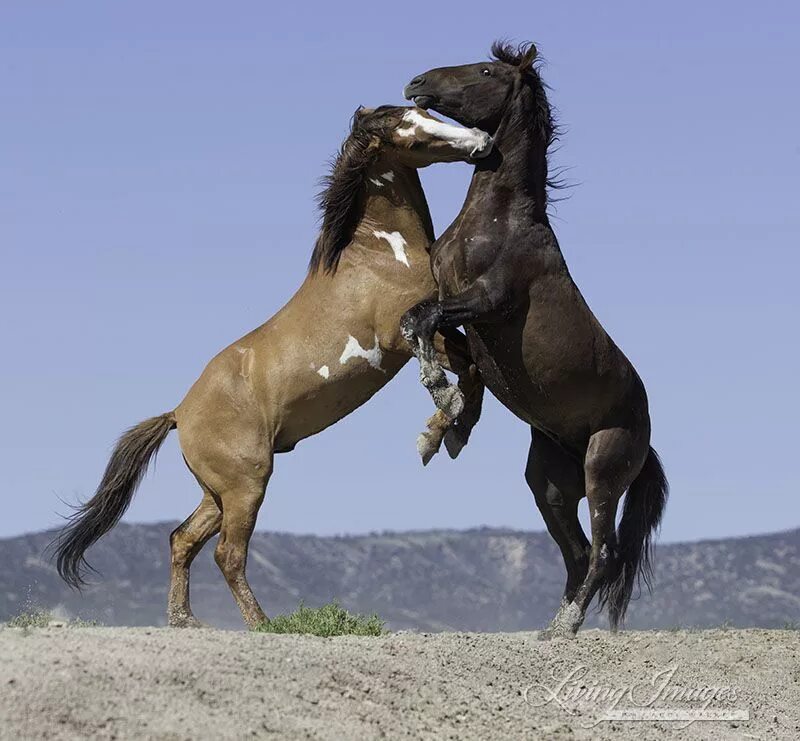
[0,627,797,740]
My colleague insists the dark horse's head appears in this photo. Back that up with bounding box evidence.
[404,41,561,208]
[403,41,546,136]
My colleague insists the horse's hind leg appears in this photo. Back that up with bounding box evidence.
[546,428,641,638]
[524,430,591,639]
[213,462,272,629]
[168,487,222,627]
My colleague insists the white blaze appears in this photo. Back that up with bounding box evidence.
[339,334,384,372]
[373,230,410,267]
[317,365,330,379]
[397,109,490,157]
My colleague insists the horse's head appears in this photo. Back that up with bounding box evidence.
[351,105,493,166]
[403,41,540,134]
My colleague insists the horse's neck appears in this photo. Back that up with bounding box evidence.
[353,160,434,254]
[470,87,550,222]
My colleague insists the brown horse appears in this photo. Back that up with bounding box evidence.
[54,105,492,628]
[401,43,668,638]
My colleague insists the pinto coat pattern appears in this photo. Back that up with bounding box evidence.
[53,106,491,628]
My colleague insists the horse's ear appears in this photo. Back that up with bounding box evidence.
[518,43,538,70]
[353,105,375,123]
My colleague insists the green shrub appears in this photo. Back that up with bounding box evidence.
[254,602,386,637]
[7,608,53,628]
[6,608,98,629]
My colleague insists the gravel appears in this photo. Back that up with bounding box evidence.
[0,627,797,739]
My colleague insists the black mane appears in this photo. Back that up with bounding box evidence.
[309,108,392,274]
[490,40,566,204]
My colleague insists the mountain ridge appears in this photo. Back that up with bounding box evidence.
[2,523,798,630]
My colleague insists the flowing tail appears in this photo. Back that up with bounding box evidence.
[53,412,176,588]
[599,446,669,630]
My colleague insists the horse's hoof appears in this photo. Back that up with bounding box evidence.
[435,385,465,420]
[443,428,467,459]
[417,431,441,466]
[168,615,204,629]
[541,626,578,640]
[540,602,583,640]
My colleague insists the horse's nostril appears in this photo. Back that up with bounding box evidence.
[410,75,426,88]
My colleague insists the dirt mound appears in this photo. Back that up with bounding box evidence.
[0,627,797,739]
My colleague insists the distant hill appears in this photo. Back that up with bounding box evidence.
[2,524,798,630]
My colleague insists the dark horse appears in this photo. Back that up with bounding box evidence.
[400,42,668,638]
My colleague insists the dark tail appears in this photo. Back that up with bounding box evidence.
[600,446,669,630]
[53,412,176,588]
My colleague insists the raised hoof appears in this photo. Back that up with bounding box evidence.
[443,428,467,459]
[433,384,465,420]
[417,431,442,466]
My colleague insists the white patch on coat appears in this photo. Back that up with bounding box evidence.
[369,178,384,188]
[236,346,254,380]
[317,365,330,379]
[380,171,395,182]
[339,334,384,372]
[373,230,410,267]
[397,109,491,157]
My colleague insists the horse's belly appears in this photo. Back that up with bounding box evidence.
[274,360,404,449]
[465,320,602,446]
[466,326,539,423]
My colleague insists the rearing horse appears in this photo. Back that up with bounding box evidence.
[54,105,492,628]
[401,42,668,638]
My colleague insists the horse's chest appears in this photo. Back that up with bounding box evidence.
[431,233,491,297]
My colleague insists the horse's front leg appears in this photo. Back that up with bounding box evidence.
[436,327,485,458]
[401,300,464,420]
[416,328,485,465]
[401,281,499,419]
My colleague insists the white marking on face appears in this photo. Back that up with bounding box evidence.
[317,365,330,379]
[381,171,395,182]
[369,178,384,188]
[373,230,410,267]
[397,109,491,157]
[339,334,384,372]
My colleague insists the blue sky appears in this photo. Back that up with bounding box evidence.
[2,1,798,542]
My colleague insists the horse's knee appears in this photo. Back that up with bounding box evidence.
[214,539,246,579]
[170,527,195,567]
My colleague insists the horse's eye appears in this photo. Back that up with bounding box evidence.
[481,68,491,77]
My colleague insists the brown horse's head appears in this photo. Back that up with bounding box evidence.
[403,41,542,135]
[352,104,493,165]
[309,105,492,273]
